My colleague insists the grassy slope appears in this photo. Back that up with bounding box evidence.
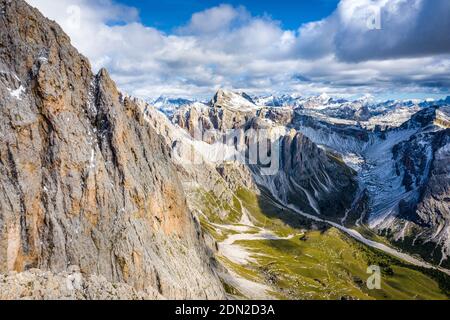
[196,186,449,300]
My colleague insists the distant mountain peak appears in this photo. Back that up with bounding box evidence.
[211,88,258,112]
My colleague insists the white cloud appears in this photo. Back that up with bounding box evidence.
[300,0,450,62]
[178,4,249,35]
[25,0,450,99]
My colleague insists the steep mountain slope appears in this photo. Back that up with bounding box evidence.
[151,96,194,118]
[174,89,260,138]
[173,90,358,220]
[373,109,450,267]
[254,130,357,220]
[292,103,450,267]
[0,0,224,299]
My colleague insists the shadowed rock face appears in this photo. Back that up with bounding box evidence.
[390,125,450,266]
[415,131,450,261]
[0,0,224,299]
[248,129,358,221]
[278,131,357,219]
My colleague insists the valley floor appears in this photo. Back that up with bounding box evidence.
[194,187,450,300]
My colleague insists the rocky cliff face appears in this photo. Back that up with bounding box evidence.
[172,90,358,220]
[0,0,224,299]
[173,89,260,139]
[252,129,358,220]
[293,103,450,266]
[414,131,450,266]
[143,102,258,226]
[384,110,450,267]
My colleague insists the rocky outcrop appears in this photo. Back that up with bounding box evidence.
[173,89,260,138]
[0,0,224,299]
[388,126,450,266]
[144,103,258,223]
[346,107,450,267]
[415,131,450,265]
[172,90,358,220]
[259,107,294,126]
[0,267,164,300]
[254,130,358,220]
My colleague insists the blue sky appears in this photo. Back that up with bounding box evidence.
[27,0,450,100]
[115,0,340,32]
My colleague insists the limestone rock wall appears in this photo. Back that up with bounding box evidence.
[0,0,225,299]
